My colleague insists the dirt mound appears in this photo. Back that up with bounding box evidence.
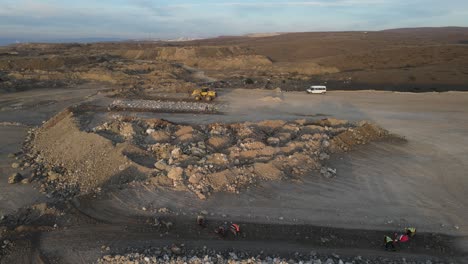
[30,109,149,195]
[329,122,390,152]
[260,96,283,103]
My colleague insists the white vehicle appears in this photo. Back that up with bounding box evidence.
[307,85,327,94]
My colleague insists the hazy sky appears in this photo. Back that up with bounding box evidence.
[1,0,468,40]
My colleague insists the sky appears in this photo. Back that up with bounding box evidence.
[1,0,468,42]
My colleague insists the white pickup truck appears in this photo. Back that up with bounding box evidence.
[307,85,327,94]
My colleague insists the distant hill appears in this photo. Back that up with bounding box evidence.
[0,37,125,46]
[380,26,468,34]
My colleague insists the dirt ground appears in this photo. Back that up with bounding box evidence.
[70,89,468,234]
[1,84,468,263]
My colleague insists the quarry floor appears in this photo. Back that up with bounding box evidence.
[1,87,468,263]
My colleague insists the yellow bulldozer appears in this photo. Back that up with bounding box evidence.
[192,88,217,101]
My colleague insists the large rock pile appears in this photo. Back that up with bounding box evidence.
[19,107,391,199]
[91,116,390,199]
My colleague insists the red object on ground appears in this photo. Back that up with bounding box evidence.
[231,224,240,232]
[399,234,410,243]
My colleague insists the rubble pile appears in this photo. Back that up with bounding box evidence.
[90,117,390,199]
[97,246,436,264]
[109,99,221,113]
[15,108,391,199]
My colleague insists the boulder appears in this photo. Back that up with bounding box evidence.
[167,167,184,181]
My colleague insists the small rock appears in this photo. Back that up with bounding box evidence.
[229,252,238,260]
[319,153,330,161]
[322,140,330,148]
[8,173,23,184]
[11,162,20,169]
[191,147,206,157]
[21,178,30,184]
[171,245,182,255]
[154,160,168,171]
[47,171,60,181]
[158,207,170,213]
